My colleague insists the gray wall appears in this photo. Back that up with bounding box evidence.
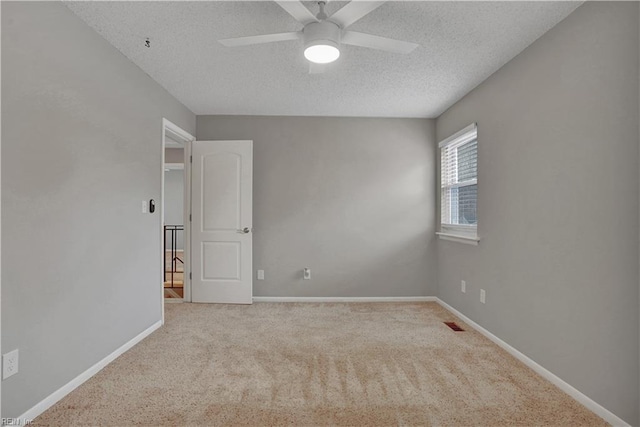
[1,1,195,418]
[165,148,185,164]
[436,2,639,424]
[164,169,184,250]
[197,116,437,297]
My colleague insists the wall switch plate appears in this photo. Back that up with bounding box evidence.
[303,268,311,280]
[257,270,265,280]
[461,280,466,293]
[3,349,19,379]
[141,200,148,213]
[480,289,486,304]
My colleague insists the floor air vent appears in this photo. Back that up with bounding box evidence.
[444,322,464,332]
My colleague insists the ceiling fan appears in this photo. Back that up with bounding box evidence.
[219,1,419,74]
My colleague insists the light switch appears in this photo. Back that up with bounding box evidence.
[142,200,148,213]
[257,270,265,280]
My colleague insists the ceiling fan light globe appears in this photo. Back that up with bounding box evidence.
[303,21,341,64]
[304,43,340,64]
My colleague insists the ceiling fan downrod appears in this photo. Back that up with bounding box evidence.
[316,1,328,21]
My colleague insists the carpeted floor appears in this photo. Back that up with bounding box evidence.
[33,302,606,426]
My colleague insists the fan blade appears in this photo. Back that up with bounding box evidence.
[309,62,328,74]
[275,1,318,25]
[329,1,386,28]
[219,32,301,47]
[341,31,418,54]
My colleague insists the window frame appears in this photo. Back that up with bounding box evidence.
[437,123,479,245]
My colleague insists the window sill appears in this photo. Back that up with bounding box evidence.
[436,232,480,246]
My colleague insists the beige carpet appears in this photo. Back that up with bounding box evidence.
[33,302,606,426]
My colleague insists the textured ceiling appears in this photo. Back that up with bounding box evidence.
[66,1,581,118]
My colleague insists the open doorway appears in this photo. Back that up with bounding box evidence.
[164,162,184,299]
[161,119,194,306]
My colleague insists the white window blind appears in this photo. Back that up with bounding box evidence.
[439,123,478,239]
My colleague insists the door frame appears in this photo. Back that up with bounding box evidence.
[161,119,195,322]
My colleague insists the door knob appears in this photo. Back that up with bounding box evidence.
[237,227,251,234]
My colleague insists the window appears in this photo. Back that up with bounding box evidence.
[438,123,478,243]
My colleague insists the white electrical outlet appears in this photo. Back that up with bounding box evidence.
[3,349,19,379]
[461,280,466,293]
[480,289,486,304]
[141,200,148,213]
[257,270,265,280]
[303,268,311,280]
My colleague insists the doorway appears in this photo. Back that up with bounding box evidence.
[164,162,184,299]
[160,122,253,307]
[161,119,194,308]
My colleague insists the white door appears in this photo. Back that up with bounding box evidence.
[191,140,253,304]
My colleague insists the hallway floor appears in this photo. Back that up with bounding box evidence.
[164,250,183,299]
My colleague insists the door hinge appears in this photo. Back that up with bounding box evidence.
[189,214,192,222]
[189,272,192,280]
[190,155,193,163]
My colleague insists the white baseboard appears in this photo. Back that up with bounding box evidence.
[18,320,162,423]
[253,296,437,303]
[435,298,630,427]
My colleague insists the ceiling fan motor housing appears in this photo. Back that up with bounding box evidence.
[303,21,341,51]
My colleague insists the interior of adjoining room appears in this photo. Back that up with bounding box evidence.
[163,144,186,300]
